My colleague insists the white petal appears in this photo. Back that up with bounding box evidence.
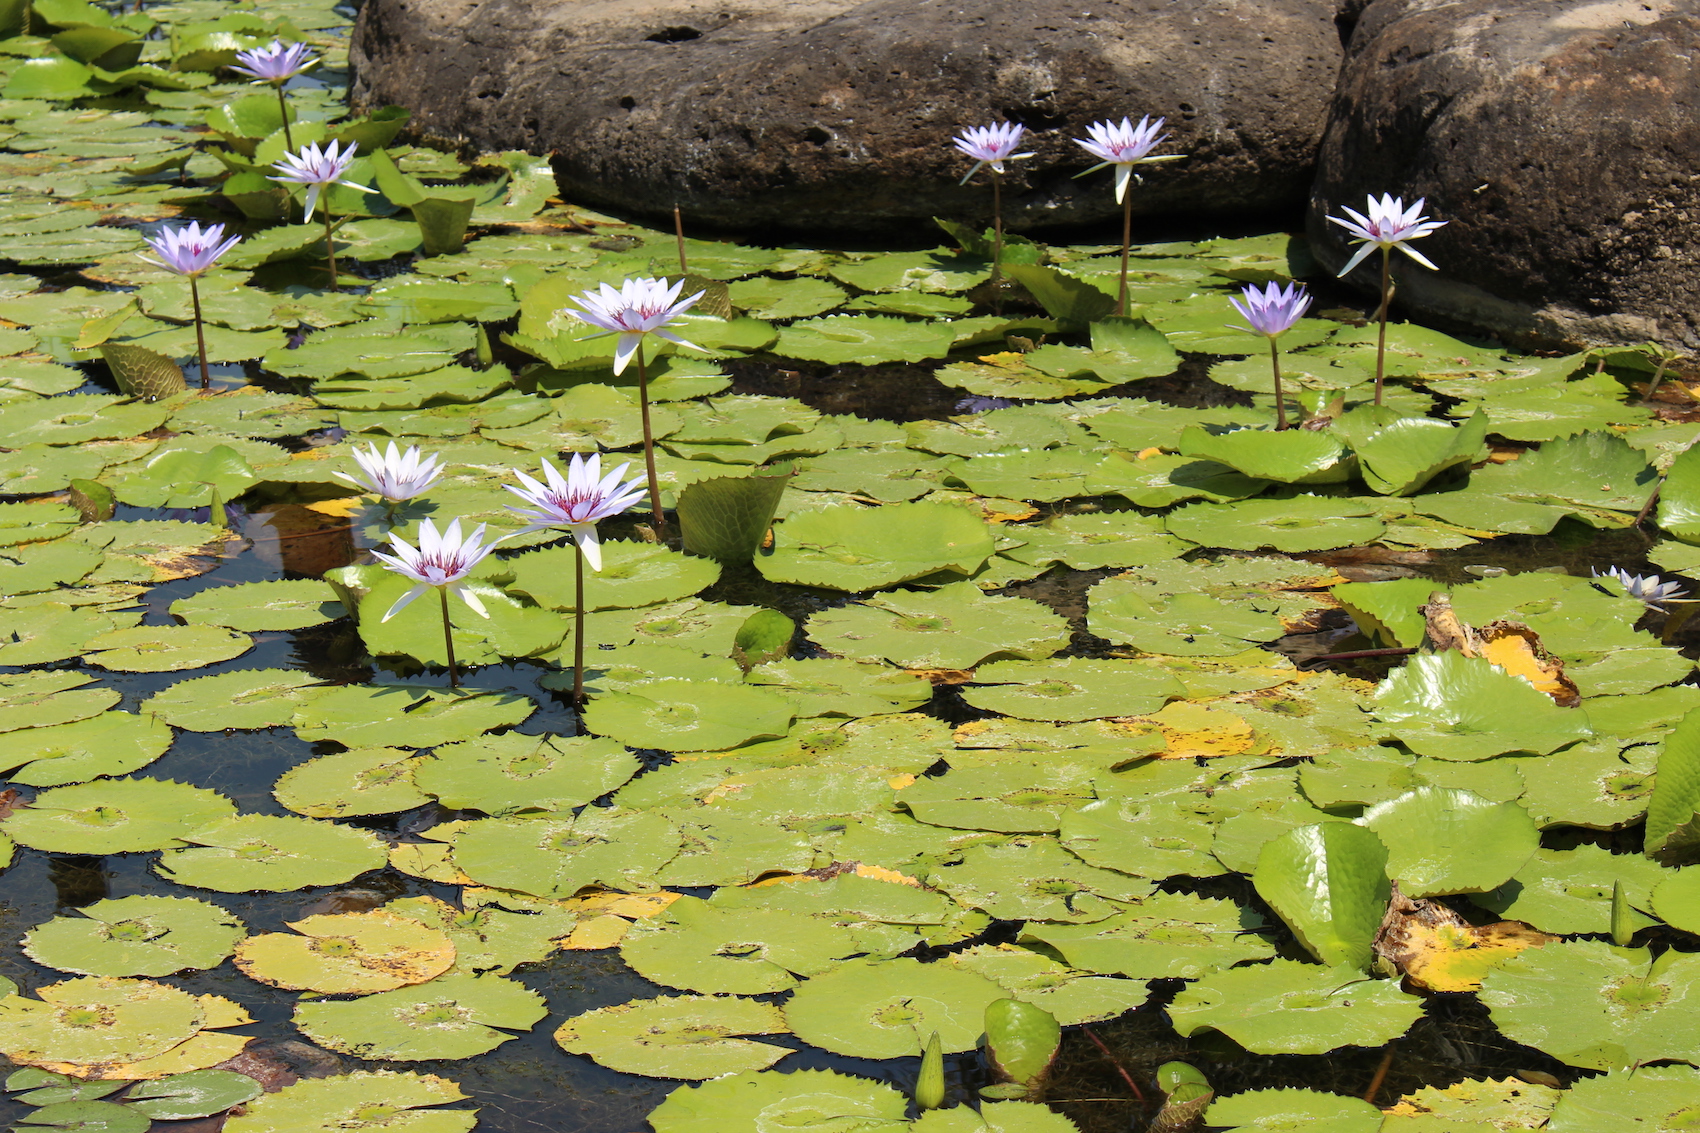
[382,583,430,621]
[1113,164,1133,204]
[1396,242,1440,271]
[1335,241,1378,279]
[451,582,490,618]
[573,524,603,572]
[611,333,642,375]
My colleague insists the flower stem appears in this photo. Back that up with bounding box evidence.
[439,586,459,689]
[322,208,339,293]
[673,205,688,275]
[275,83,294,152]
[572,539,586,708]
[1269,337,1287,431]
[188,273,211,389]
[1373,245,1392,405]
[634,341,666,534]
[990,172,1004,285]
[1117,188,1134,318]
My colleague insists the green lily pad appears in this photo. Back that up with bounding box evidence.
[583,679,794,752]
[1361,788,1539,896]
[155,814,388,893]
[0,976,223,1069]
[772,314,958,364]
[0,672,119,734]
[1168,961,1422,1054]
[1087,580,1285,657]
[900,758,1095,834]
[1020,892,1274,979]
[620,895,863,996]
[3,538,107,596]
[103,442,258,509]
[1165,495,1385,553]
[0,602,132,667]
[168,579,343,631]
[1204,1088,1384,1133]
[3,779,236,855]
[555,995,790,1080]
[804,581,1068,669]
[647,1069,907,1133]
[1252,822,1389,969]
[1480,941,1700,1069]
[273,748,430,818]
[290,684,536,747]
[0,711,172,787]
[22,896,245,977]
[413,733,639,815]
[744,658,932,718]
[961,658,1185,721]
[758,501,995,591]
[507,540,721,611]
[1179,427,1355,485]
[1475,845,1668,935]
[449,809,681,899]
[927,837,1152,923]
[1372,652,1593,760]
[384,891,576,977]
[1544,1065,1700,1133]
[142,669,327,732]
[783,957,1007,1058]
[123,1070,263,1121]
[221,1071,475,1133]
[999,511,1190,571]
[1057,797,1227,880]
[81,624,251,672]
[295,971,545,1061]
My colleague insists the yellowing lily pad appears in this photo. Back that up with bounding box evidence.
[235,910,455,994]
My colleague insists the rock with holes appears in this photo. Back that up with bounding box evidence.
[1309,0,1700,350]
[349,0,1342,234]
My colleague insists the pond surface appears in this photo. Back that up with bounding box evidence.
[3,1,1700,1132]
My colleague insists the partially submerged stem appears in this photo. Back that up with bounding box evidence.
[673,205,687,274]
[275,83,294,152]
[634,342,666,534]
[1269,337,1286,431]
[1645,355,1673,403]
[572,540,587,707]
[1373,245,1393,405]
[1080,1026,1144,1105]
[1116,188,1133,318]
[188,274,211,389]
[439,586,459,689]
[322,208,339,293]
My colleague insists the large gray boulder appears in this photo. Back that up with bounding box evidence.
[1310,0,1700,350]
[349,0,1342,235]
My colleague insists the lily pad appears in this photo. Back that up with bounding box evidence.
[619,895,864,995]
[168,579,343,631]
[555,995,790,1080]
[507,540,722,612]
[583,679,794,752]
[804,581,1069,669]
[3,779,236,855]
[290,684,536,747]
[783,957,1008,1058]
[1,711,172,787]
[235,910,455,994]
[1204,1088,1384,1133]
[142,669,327,732]
[758,501,995,591]
[1372,652,1592,760]
[1020,893,1274,979]
[1361,788,1539,897]
[155,814,388,893]
[1087,580,1285,657]
[295,971,546,1061]
[222,1070,476,1133]
[23,896,245,977]
[450,809,681,899]
[1166,495,1385,553]
[648,1069,907,1133]
[961,659,1186,721]
[1544,1065,1700,1133]
[82,624,251,672]
[273,748,430,818]
[1168,961,1423,1054]
[413,733,639,815]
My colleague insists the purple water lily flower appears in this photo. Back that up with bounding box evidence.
[1328,193,1447,277]
[230,39,317,84]
[505,453,646,572]
[952,122,1035,185]
[563,276,705,377]
[1229,282,1313,339]
[1074,116,1182,203]
[139,221,240,278]
[268,139,373,224]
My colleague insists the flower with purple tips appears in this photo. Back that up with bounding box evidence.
[504,453,646,572]
[952,122,1034,185]
[268,139,373,224]
[332,441,444,503]
[139,221,241,278]
[371,517,496,623]
[1074,115,1181,203]
[1229,281,1313,340]
[230,39,317,84]
[563,276,705,377]
[1328,193,1447,277]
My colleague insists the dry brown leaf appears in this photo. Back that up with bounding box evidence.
[1374,884,1550,992]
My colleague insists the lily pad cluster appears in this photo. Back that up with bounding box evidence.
[2,0,1700,1129]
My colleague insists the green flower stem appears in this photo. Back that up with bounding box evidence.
[572,539,587,708]
[990,172,1004,287]
[188,273,211,389]
[1268,337,1287,431]
[1373,244,1393,405]
[634,342,666,534]
[322,208,339,293]
[275,83,294,152]
[439,586,459,689]
[673,204,688,274]
[1117,188,1134,318]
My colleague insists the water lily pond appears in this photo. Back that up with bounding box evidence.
[5,2,1700,1132]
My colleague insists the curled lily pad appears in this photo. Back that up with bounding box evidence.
[783,957,1007,1058]
[222,1071,476,1133]
[155,814,389,893]
[3,780,236,855]
[648,1069,907,1133]
[554,995,790,1080]
[295,971,546,1061]
[273,748,430,818]
[23,896,245,977]
[235,910,455,994]
[413,733,639,815]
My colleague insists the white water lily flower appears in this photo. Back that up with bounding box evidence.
[1328,193,1447,277]
[1592,566,1690,610]
[139,221,241,278]
[952,121,1035,185]
[1073,115,1183,202]
[371,517,495,621]
[268,139,375,223]
[562,276,705,376]
[332,441,444,502]
[230,39,318,85]
[504,453,646,571]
